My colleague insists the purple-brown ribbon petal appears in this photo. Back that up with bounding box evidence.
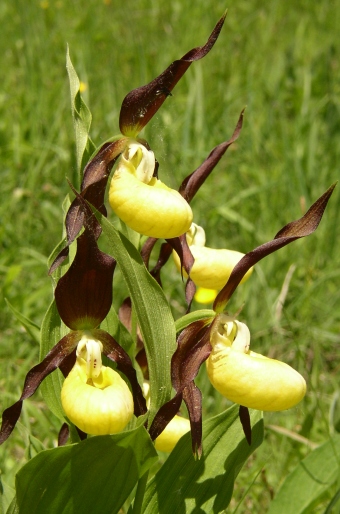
[95,329,147,418]
[182,382,203,458]
[239,405,251,445]
[55,229,116,330]
[214,183,337,313]
[150,318,213,455]
[0,331,81,445]
[119,12,227,137]
[179,109,245,202]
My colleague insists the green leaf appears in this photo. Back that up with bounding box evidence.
[4,299,40,344]
[175,309,215,333]
[324,488,340,514]
[99,215,177,424]
[142,405,264,513]
[5,496,18,514]
[0,477,15,514]
[267,434,340,514]
[66,47,96,183]
[39,300,68,422]
[16,427,158,514]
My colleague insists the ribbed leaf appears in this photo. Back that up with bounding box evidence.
[267,435,340,514]
[142,405,263,513]
[99,215,177,423]
[16,427,157,514]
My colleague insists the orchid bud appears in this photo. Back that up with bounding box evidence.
[154,415,191,453]
[109,141,193,238]
[173,223,253,290]
[206,314,306,411]
[61,336,134,435]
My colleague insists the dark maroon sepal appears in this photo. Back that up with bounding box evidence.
[118,297,144,350]
[149,393,183,441]
[141,237,158,269]
[94,329,147,418]
[179,109,245,203]
[239,405,252,445]
[0,331,81,445]
[183,382,203,458]
[58,423,70,446]
[214,183,337,313]
[49,139,127,274]
[55,230,116,330]
[119,12,227,137]
[57,422,87,446]
[150,318,213,454]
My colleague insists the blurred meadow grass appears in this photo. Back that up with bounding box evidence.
[0,0,339,511]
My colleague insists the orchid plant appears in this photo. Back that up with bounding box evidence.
[0,11,336,514]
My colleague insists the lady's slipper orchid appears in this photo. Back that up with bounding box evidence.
[61,335,134,435]
[50,14,227,273]
[149,184,336,456]
[109,141,193,238]
[173,223,253,289]
[206,315,306,411]
[0,198,146,445]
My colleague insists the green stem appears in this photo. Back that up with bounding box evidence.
[130,470,149,514]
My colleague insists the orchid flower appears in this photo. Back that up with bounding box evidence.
[148,183,336,457]
[49,12,227,274]
[0,194,146,445]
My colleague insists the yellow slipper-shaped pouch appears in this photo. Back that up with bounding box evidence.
[154,415,191,453]
[61,336,134,435]
[109,142,193,238]
[173,223,253,289]
[206,315,306,411]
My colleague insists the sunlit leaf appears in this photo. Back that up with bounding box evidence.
[267,435,340,514]
[142,405,263,513]
[99,214,177,424]
[16,427,158,514]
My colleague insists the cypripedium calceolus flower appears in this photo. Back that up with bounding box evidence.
[109,141,193,238]
[149,184,336,456]
[173,223,253,290]
[206,315,306,411]
[61,335,134,435]
[0,197,146,445]
[49,13,227,274]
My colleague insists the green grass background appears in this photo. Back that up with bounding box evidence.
[0,0,339,511]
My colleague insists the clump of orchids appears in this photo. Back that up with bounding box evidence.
[0,11,336,466]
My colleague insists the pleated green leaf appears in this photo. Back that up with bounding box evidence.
[100,215,177,424]
[16,427,158,514]
[267,434,340,514]
[142,405,264,513]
